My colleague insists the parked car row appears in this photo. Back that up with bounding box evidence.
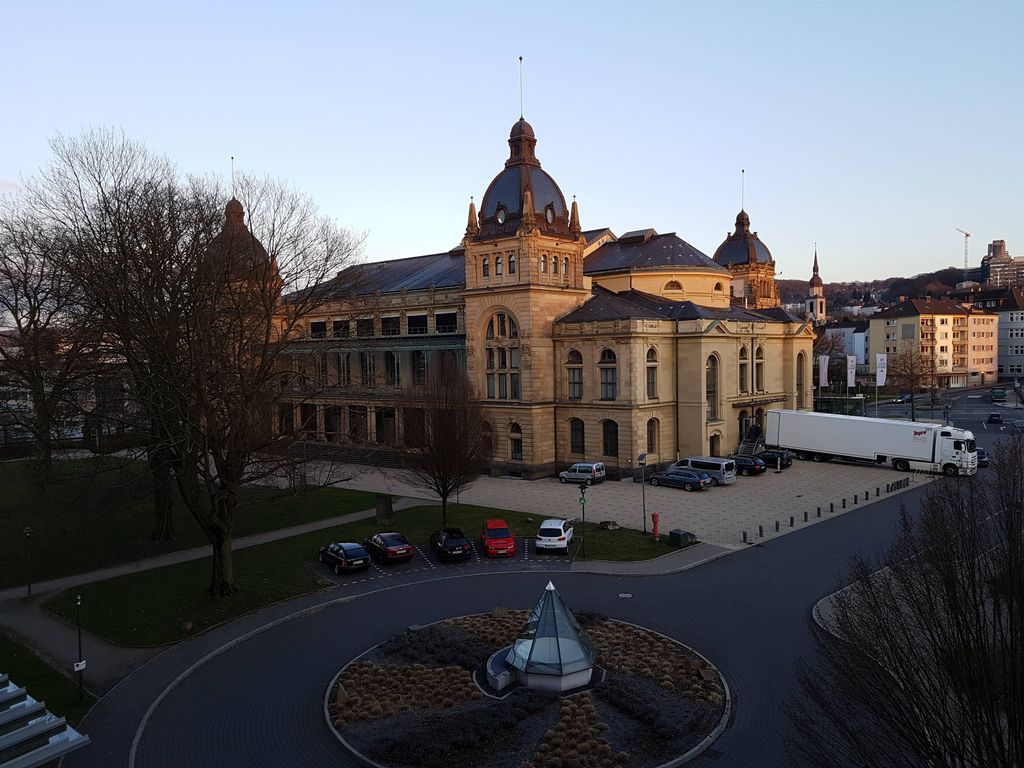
[646,450,794,492]
[317,516,578,574]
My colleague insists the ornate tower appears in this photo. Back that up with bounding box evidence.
[461,118,589,477]
[805,248,826,324]
[712,210,780,309]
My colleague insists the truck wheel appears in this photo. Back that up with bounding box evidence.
[943,464,958,477]
[812,453,822,462]
[894,459,910,472]
[797,452,809,461]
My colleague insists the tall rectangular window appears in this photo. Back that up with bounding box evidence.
[646,366,657,399]
[385,351,399,386]
[360,352,375,387]
[486,373,495,399]
[332,319,349,338]
[412,351,427,385]
[510,373,520,400]
[600,368,617,400]
[570,420,585,454]
[567,368,583,400]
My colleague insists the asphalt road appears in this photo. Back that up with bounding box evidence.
[65,457,999,768]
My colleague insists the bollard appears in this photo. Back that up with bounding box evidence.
[817,507,821,518]
[886,482,891,493]
[842,498,847,509]
[876,487,880,497]
[759,525,764,538]
[790,516,794,527]
[854,494,858,504]
[742,531,748,544]
[804,510,808,522]
[830,502,834,513]
[775,520,780,532]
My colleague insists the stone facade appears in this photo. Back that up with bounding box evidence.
[277,119,816,478]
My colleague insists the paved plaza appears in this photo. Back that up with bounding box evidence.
[323,460,931,549]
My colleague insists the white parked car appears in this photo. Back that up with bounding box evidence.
[535,518,574,553]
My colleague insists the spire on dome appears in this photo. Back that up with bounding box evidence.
[569,196,580,237]
[225,197,245,227]
[813,246,820,276]
[506,118,540,168]
[519,189,538,234]
[465,196,479,238]
[734,209,751,235]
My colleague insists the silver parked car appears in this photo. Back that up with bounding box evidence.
[558,461,606,484]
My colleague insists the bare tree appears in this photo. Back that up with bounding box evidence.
[0,206,98,482]
[24,129,363,594]
[401,354,489,528]
[788,439,1023,768]
[887,340,936,421]
[813,328,848,393]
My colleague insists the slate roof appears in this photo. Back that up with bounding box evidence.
[316,251,466,298]
[874,297,972,318]
[556,286,802,324]
[581,228,613,245]
[584,231,726,276]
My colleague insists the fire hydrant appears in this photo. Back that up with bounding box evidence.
[651,511,660,542]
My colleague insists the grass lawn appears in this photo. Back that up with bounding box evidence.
[0,631,95,725]
[0,457,377,589]
[45,503,679,647]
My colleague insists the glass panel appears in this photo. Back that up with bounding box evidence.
[486,373,495,399]
[510,348,520,369]
[510,373,520,399]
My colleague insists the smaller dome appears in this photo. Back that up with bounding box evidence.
[809,273,823,288]
[510,118,535,140]
[713,210,773,266]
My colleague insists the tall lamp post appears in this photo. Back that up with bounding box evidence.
[578,482,587,559]
[637,452,648,533]
[22,526,33,598]
[76,594,84,701]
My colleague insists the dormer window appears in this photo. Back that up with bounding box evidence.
[482,258,490,277]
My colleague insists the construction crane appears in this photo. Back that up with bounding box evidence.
[956,228,971,270]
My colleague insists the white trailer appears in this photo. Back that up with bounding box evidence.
[764,410,977,476]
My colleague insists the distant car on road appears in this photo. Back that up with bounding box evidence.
[649,468,712,491]
[535,518,574,553]
[730,455,768,476]
[987,412,1004,424]
[892,394,911,404]
[429,527,472,561]
[756,449,793,469]
[363,532,415,564]
[480,518,517,558]
[976,447,989,467]
[318,542,371,574]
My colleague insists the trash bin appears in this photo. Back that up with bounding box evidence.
[669,529,696,547]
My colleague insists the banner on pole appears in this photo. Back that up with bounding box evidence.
[818,355,829,388]
[847,356,857,387]
[876,353,887,387]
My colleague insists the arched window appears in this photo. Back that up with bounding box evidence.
[714,282,723,292]
[602,420,618,457]
[796,352,806,408]
[706,355,719,421]
[485,313,520,401]
[508,254,516,275]
[563,257,569,278]
[665,280,682,292]
[541,254,547,273]
[755,346,765,392]
[481,421,493,457]
[495,255,503,276]
[551,256,558,275]
[509,422,523,461]
[739,346,749,394]
[482,258,489,278]
[566,349,583,400]
[646,347,658,399]
[569,418,585,454]
[599,349,617,400]
[646,418,659,454]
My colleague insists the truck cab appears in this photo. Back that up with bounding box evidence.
[939,428,977,476]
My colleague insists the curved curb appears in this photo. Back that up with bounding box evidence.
[322,615,731,768]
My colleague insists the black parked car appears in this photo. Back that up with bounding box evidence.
[729,455,767,476]
[987,412,1003,424]
[430,527,473,561]
[649,468,712,491]
[976,447,989,467]
[363,532,415,563]
[318,542,371,574]
[757,449,793,469]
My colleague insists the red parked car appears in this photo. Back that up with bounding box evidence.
[363,532,415,563]
[480,519,517,558]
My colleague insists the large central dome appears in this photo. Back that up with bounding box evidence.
[476,119,572,240]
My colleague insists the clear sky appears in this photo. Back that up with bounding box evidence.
[2,0,1021,283]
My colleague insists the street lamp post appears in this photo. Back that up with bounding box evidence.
[638,452,648,534]
[578,483,587,559]
[22,526,33,598]
[76,594,84,701]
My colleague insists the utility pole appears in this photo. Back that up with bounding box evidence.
[956,228,971,271]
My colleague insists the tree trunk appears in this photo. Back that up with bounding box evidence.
[208,529,236,596]
[148,444,174,540]
[440,494,448,528]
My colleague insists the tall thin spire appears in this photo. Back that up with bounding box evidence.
[569,195,581,237]
[741,168,745,210]
[519,56,524,119]
[465,196,479,238]
[813,243,819,275]
[230,155,236,197]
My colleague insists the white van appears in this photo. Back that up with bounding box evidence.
[672,456,737,486]
[558,462,607,484]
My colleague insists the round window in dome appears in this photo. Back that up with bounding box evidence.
[496,207,506,225]
[545,206,554,225]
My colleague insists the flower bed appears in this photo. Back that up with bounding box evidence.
[327,613,727,768]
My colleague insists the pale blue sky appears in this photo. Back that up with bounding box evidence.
[2,0,1021,283]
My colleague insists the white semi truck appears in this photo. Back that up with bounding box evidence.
[764,410,977,476]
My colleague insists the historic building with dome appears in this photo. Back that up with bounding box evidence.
[278,119,816,479]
